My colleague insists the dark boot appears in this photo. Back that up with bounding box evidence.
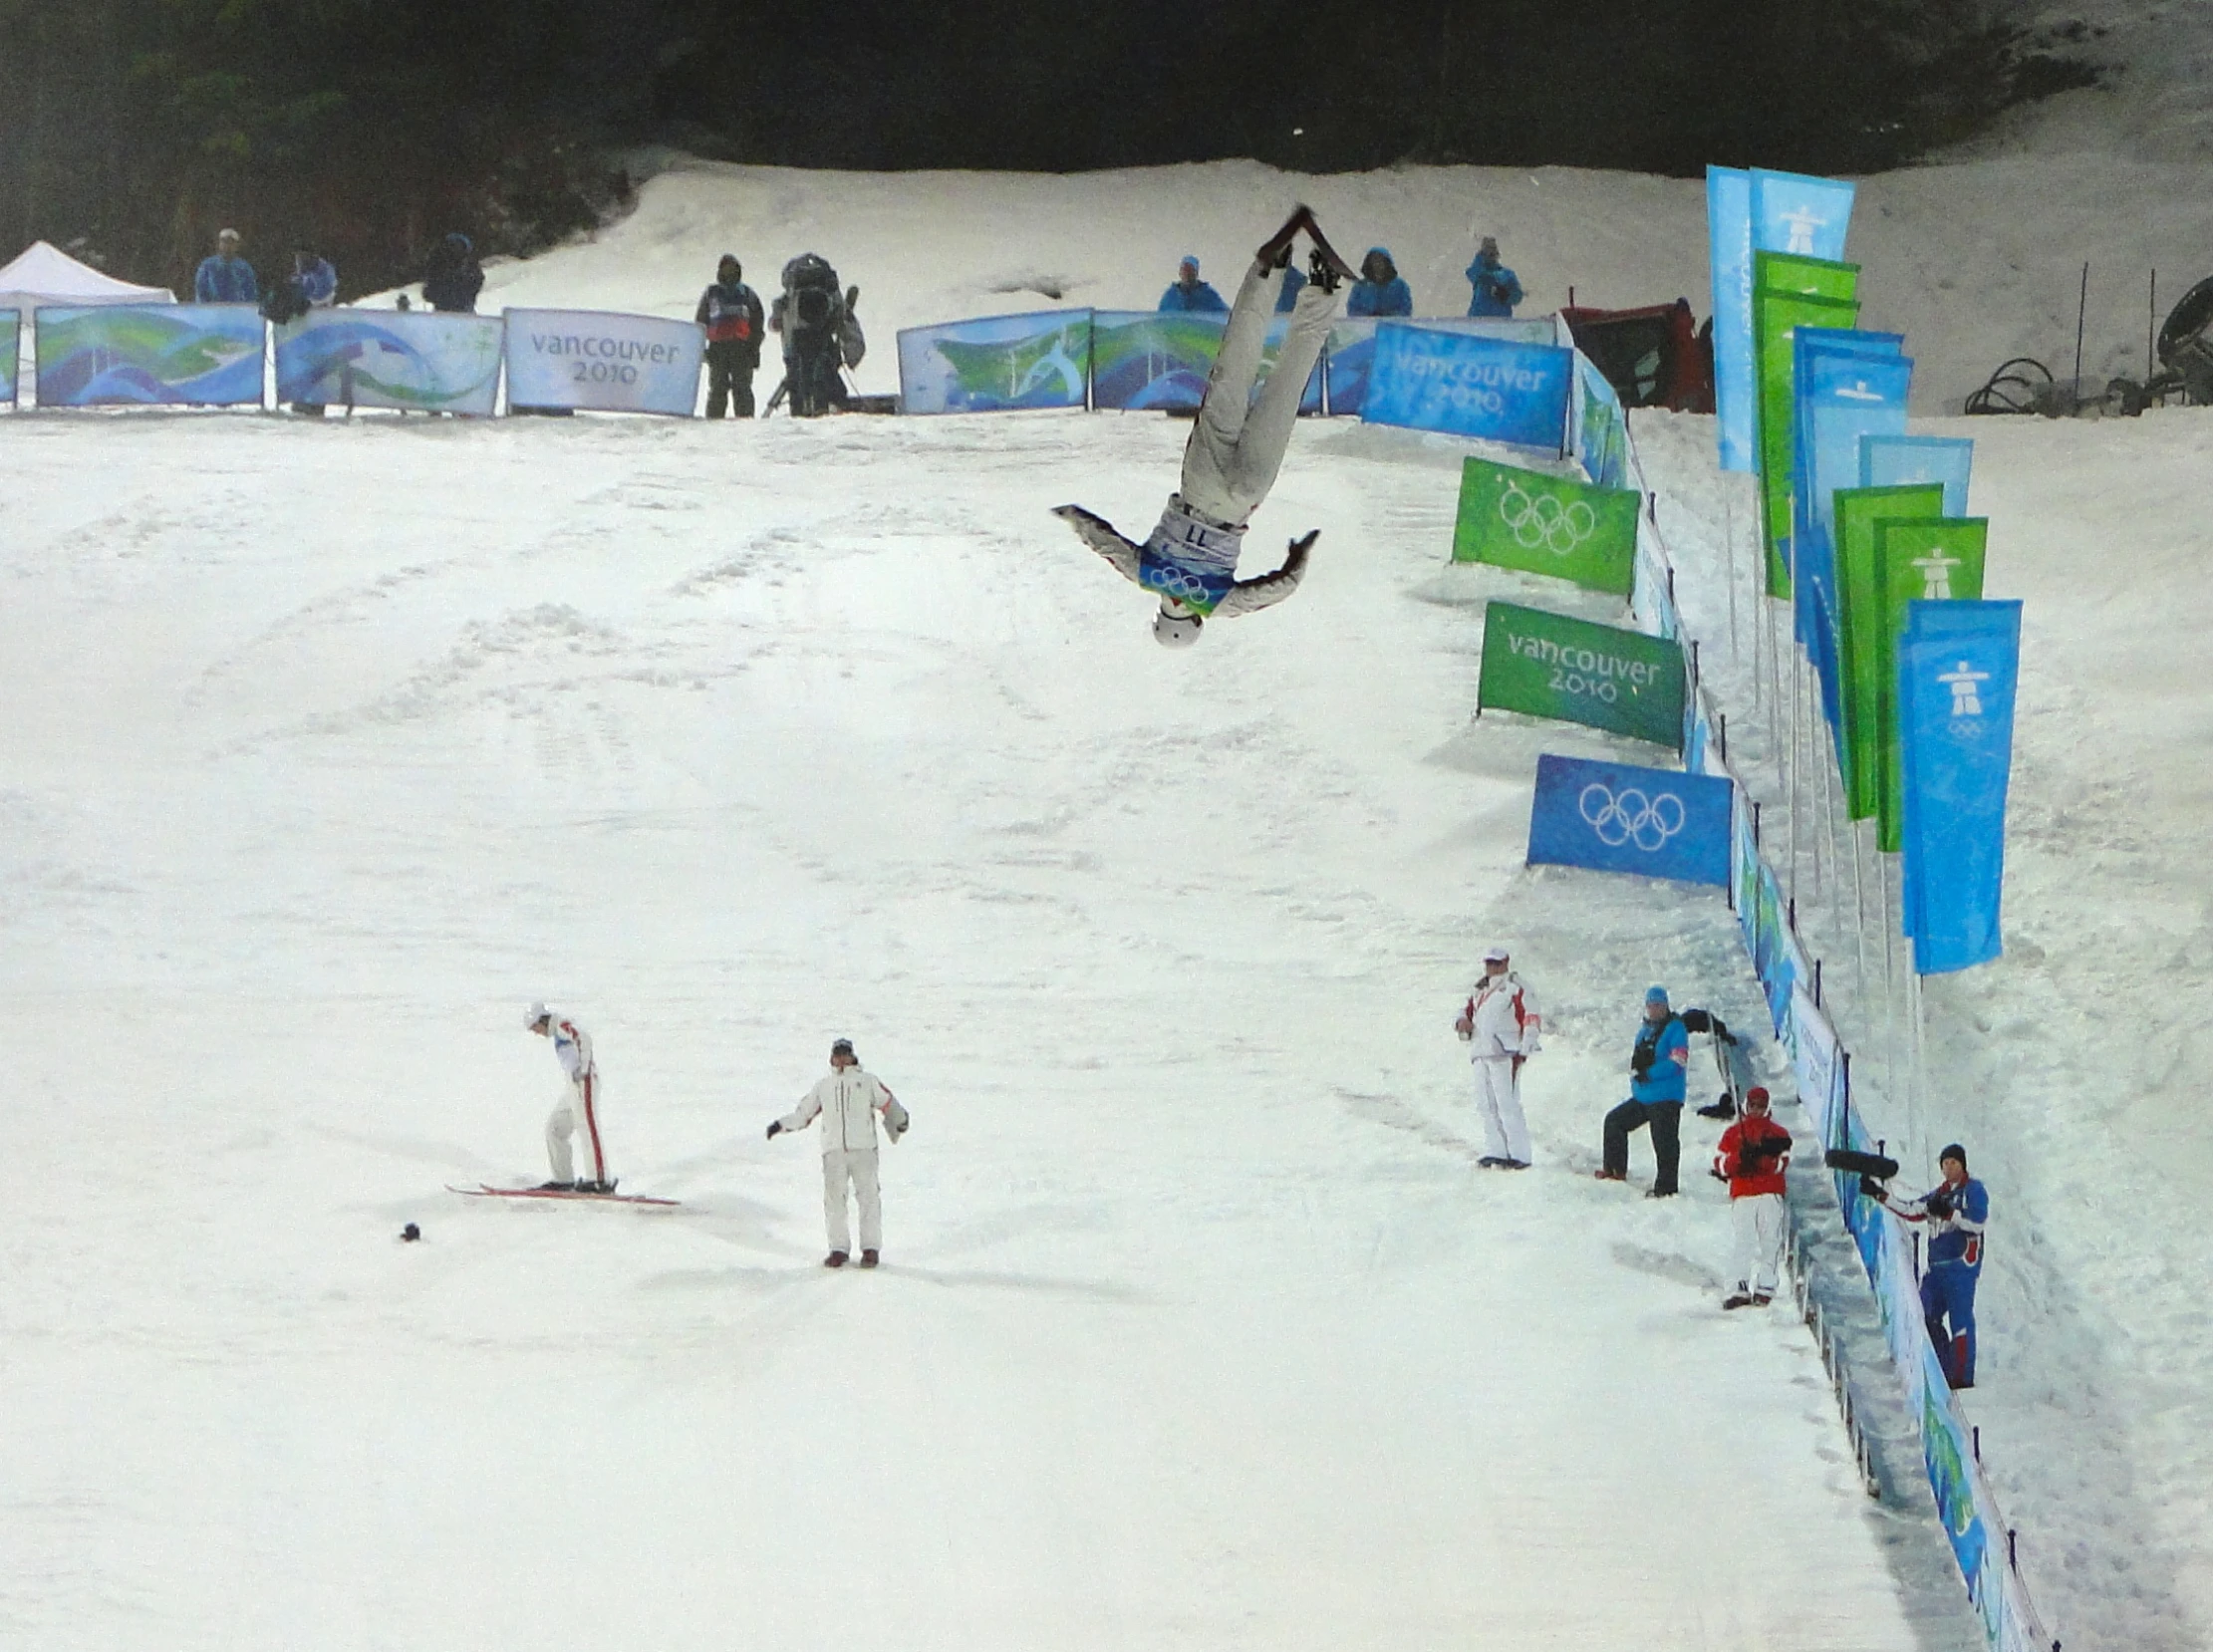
[859,1249,879,1268]
[824,1251,848,1268]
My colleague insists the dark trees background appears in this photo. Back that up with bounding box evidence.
[0,0,2086,297]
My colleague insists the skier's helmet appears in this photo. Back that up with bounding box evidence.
[525,1001,550,1029]
[1153,609,1203,649]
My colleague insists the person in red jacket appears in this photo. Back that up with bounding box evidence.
[1714,1086,1791,1308]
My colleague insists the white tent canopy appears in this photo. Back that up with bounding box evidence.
[0,240,174,313]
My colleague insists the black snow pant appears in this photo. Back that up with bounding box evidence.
[705,341,757,418]
[786,344,847,416]
[1603,1099,1684,1194]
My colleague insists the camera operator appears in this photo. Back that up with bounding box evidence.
[1713,1086,1791,1308]
[1886,1144,1988,1389]
[1596,985,1690,1197]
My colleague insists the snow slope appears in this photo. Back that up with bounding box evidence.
[0,404,1982,1644]
[455,145,2213,417]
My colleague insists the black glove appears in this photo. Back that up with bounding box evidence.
[1630,1043,1655,1079]
[765,1121,782,1140]
[1924,1188,1954,1221]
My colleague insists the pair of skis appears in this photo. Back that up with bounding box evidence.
[1257,205,1361,288]
[448,1183,679,1208]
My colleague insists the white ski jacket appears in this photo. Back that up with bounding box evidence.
[779,1067,907,1154]
[1461,972,1541,1061]
[549,1016,595,1083]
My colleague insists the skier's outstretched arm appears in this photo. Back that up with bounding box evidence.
[768,1085,825,1139]
[1052,505,1144,587]
[1210,530,1317,618]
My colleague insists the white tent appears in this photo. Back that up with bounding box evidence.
[0,240,174,313]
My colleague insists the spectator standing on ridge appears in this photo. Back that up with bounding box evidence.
[1596,985,1691,1197]
[767,1036,911,1268]
[279,243,339,414]
[1466,236,1524,318]
[1714,1086,1791,1307]
[194,228,258,304]
[423,232,484,314]
[695,254,765,418]
[526,1002,614,1195]
[1887,1144,1988,1388]
[1455,946,1542,1169]
[1346,247,1412,318]
[1158,254,1228,314]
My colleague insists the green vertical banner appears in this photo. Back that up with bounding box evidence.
[1452,456,1640,596]
[1477,601,1686,746]
[1874,517,1989,850]
[1752,259,1858,598]
[1834,483,1946,816]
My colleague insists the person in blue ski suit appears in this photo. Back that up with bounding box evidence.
[1597,986,1691,1196]
[1057,208,1346,647]
[1345,247,1412,318]
[1465,236,1524,317]
[1158,255,1228,314]
[1890,1144,1988,1388]
[194,228,258,304]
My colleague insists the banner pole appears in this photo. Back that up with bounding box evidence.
[1909,964,1929,1180]
[1725,491,1742,665]
[1789,637,1802,908]
[1849,816,1870,1013]
[1877,847,1898,1137]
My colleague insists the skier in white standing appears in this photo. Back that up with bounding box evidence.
[527,1002,613,1193]
[1455,947,1542,1169]
[767,1037,911,1268]
[1053,205,1355,648]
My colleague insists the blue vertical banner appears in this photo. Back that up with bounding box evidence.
[1525,753,1734,887]
[1861,433,1974,518]
[1793,335,1911,732]
[1898,601,2022,973]
[1750,168,1856,264]
[1707,165,1755,472]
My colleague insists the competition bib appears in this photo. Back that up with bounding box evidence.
[1138,498,1246,615]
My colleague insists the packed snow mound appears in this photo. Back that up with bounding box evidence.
[454,149,2213,417]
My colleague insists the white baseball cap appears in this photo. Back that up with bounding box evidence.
[1483,947,1510,964]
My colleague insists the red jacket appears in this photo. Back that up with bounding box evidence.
[1715,1113,1792,1198]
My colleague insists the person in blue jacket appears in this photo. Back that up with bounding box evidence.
[1346,247,1412,317]
[1596,985,1691,1196]
[1158,255,1228,314]
[1274,261,1308,314]
[1466,236,1524,317]
[194,228,258,304]
[291,243,338,308]
[1889,1144,1989,1388]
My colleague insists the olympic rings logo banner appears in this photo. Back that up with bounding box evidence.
[1525,752,1732,887]
[1453,455,1638,595]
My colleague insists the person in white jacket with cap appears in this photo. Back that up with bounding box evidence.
[1454,948,1542,1169]
[768,1037,911,1267]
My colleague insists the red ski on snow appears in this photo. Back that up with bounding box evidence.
[448,1183,680,1208]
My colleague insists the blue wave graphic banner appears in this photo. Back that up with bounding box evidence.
[1089,310,1321,414]
[1525,752,1732,887]
[1362,325,1571,450]
[0,309,17,405]
[1861,432,1974,517]
[1707,165,1755,471]
[35,303,265,407]
[896,309,1093,414]
[274,310,504,413]
[1899,601,2022,974]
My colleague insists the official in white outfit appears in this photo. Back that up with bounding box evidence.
[1455,947,1542,1169]
[768,1037,911,1267]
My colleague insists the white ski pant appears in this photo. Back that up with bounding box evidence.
[546,1072,609,1185]
[1470,1057,1531,1163]
[1180,257,1338,526]
[1733,1192,1786,1294]
[822,1148,882,1255]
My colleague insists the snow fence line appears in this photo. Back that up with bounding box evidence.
[1600,395,2057,1652]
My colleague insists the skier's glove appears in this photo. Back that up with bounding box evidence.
[765,1121,782,1140]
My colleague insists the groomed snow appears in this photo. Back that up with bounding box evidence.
[8,144,2209,1649]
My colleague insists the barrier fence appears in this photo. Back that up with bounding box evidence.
[1575,377,2057,1652]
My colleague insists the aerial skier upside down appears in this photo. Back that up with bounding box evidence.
[1054,206,1356,648]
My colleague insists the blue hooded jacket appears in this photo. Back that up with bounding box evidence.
[194,254,258,304]
[1629,1011,1690,1103]
[1346,247,1412,318]
[1158,260,1228,314]
[1466,252,1524,317]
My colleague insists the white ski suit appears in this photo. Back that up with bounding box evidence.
[543,1014,609,1186]
[1054,254,1338,622]
[777,1066,909,1255]
[1460,971,1541,1164]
